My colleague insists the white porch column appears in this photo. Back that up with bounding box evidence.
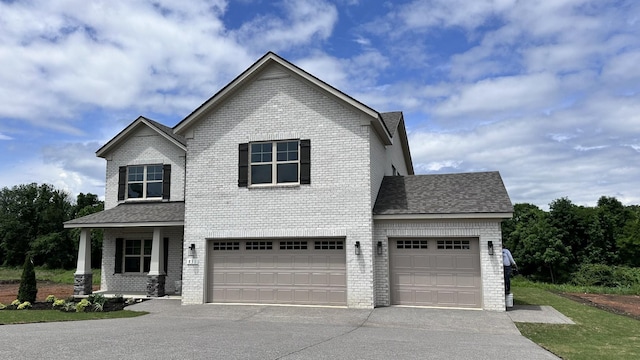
[75,229,92,274]
[74,228,93,295]
[148,227,165,276]
[147,227,166,297]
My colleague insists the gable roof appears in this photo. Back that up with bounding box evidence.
[64,202,185,228]
[96,116,186,158]
[373,172,513,219]
[380,111,414,175]
[174,52,393,145]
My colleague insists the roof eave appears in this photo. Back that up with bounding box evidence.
[373,212,513,220]
[64,221,185,229]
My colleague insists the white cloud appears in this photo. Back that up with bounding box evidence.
[232,0,338,50]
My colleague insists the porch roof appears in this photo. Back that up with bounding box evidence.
[64,201,185,228]
[373,172,513,219]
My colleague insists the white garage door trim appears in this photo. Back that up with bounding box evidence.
[389,237,481,308]
[208,239,347,306]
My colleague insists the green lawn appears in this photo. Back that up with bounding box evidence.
[513,281,640,360]
[0,267,100,285]
[0,309,145,325]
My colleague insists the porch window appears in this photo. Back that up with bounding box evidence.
[124,239,152,273]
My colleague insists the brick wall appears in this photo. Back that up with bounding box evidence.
[180,64,379,307]
[104,125,186,209]
[373,219,506,311]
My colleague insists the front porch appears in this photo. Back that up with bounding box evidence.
[63,201,186,298]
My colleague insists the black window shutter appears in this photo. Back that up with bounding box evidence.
[118,167,127,201]
[162,164,171,200]
[300,139,311,184]
[238,143,249,187]
[115,238,123,274]
[163,237,169,274]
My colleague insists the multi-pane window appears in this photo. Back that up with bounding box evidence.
[396,240,428,249]
[127,165,163,199]
[437,240,471,250]
[250,140,299,185]
[124,239,152,273]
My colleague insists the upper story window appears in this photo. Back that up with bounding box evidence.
[127,165,163,199]
[250,141,299,185]
[118,164,171,201]
[238,139,310,187]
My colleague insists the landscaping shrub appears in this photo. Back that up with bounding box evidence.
[572,264,640,289]
[75,298,90,312]
[17,256,37,303]
[0,303,6,310]
[17,301,31,310]
[53,299,66,308]
[45,295,57,303]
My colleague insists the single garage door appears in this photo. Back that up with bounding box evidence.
[390,238,481,308]
[208,239,346,306]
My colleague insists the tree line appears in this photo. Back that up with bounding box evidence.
[0,183,103,269]
[502,196,640,283]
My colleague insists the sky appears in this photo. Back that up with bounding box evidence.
[1,0,639,210]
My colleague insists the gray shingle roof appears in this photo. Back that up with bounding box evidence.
[380,112,402,137]
[373,172,513,216]
[143,117,186,146]
[64,202,185,228]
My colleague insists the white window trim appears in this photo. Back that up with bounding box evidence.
[249,140,300,187]
[127,164,163,200]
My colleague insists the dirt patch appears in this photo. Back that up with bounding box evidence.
[561,293,640,321]
[0,281,100,304]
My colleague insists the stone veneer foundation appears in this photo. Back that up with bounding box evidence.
[73,274,93,296]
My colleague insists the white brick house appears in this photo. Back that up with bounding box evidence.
[65,52,513,311]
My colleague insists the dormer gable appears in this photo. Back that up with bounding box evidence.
[96,116,186,159]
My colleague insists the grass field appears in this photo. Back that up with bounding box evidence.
[513,279,640,360]
[0,267,101,285]
[0,309,145,325]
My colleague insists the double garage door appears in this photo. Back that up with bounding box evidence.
[390,238,481,308]
[208,239,346,306]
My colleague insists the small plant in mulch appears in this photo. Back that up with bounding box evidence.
[17,301,32,310]
[0,302,6,310]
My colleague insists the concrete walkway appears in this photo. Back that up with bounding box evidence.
[508,304,575,324]
[0,300,563,359]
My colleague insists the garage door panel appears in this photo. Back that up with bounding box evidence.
[243,272,258,284]
[414,273,432,286]
[390,238,481,308]
[413,256,431,268]
[456,274,477,287]
[277,272,293,285]
[435,256,454,269]
[436,273,455,286]
[455,256,476,270]
[209,239,346,306]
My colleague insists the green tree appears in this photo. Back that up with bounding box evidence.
[18,256,37,303]
[503,203,571,283]
[618,206,640,266]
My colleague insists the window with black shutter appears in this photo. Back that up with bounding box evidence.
[239,139,310,187]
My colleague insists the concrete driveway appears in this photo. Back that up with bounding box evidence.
[0,300,559,359]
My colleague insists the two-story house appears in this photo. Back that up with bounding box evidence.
[65,52,513,310]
